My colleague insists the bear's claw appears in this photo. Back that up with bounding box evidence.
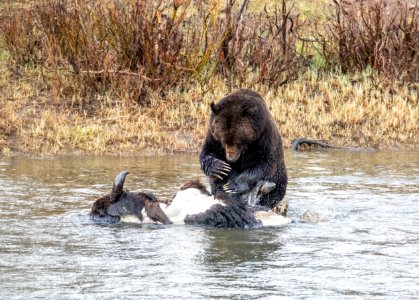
[214,174,223,180]
[209,159,231,180]
[223,178,252,195]
[221,163,231,171]
[218,170,229,177]
[223,183,238,194]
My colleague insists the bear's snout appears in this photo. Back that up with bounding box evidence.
[225,145,240,163]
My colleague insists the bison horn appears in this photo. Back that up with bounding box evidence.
[110,170,130,203]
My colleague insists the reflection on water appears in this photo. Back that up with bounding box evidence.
[0,150,418,299]
[202,228,285,266]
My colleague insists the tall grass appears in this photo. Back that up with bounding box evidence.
[0,8,41,65]
[0,0,302,106]
[2,0,417,101]
[311,0,418,81]
[0,67,417,155]
[0,0,417,155]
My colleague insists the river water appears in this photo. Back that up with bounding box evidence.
[0,150,418,299]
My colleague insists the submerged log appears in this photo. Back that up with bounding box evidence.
[291,138,360,152]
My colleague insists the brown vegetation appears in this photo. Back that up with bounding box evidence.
[1,0,301,104]
[312,0,418,81]
[0,0,417,156]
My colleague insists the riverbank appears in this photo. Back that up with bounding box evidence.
[1,62,417,156]
[0,0,417,156]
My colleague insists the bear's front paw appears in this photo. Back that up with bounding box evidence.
[223,179,249,195]
[209,158,231,181]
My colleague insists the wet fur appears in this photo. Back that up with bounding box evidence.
[181,179,284,228]
[161,179,220,224]
[90,191,172,224]
[179,179,211,196]
[200,89,288,209]
[90,172,172,224]
[184,203,262,228]
[90,175,287,228]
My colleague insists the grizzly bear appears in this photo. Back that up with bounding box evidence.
[199,89,287,210]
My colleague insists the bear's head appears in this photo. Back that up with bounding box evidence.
[209,90,268,163]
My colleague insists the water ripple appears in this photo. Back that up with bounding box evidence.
[0,151,418,299]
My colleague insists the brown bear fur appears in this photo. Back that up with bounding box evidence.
[199,89,287,209]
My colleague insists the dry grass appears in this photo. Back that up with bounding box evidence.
[311,0,419,81]
[1,60,417,156]
[0,0,417,156]
[0,0,301,104]
[270,71,418,148]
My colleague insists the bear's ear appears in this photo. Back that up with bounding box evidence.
[210,102,220,115]
[247,106,258,115]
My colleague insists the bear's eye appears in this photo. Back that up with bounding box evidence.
[247,106,258,115]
